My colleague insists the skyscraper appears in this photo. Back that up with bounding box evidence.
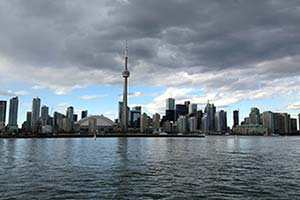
[166,98,175,110]
[121,44,130,132]
[26,111,32,132]
[73,114,78,122]
[66,106,74,132]
[177,115,188,133]
[8,96,18,127]
[184,101,190,108]
[175,104,187,120]
[53,112,65,133]
[188,103,197,116]
[283,113,291,134]
[152,113,161,131]
[249,107,260,125]
[140,113,149,133]
[261,111,274,134]
[291,118,297,133]
[215,110,227,132]
[32,97,41,127]
[165,98,176,122]
[41,105,49,125]
[298,113,300,132]
[274,113,291,134]
[130,106,141,128]
[204,101,216,131]
[81,110,88,119]
[188,117,197,132]
[233,110,239,128]
[196,110,203,130]
[202,114,209,132]
[0,101,7,127]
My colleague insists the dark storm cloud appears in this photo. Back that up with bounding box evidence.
[0,0,300,87]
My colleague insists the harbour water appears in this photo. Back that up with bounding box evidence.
[1,136,300,199]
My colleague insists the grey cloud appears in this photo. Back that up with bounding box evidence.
[0,0,300,93]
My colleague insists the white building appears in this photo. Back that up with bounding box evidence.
[188,117,197,132]
[177,115,188,133]
[76,115,115,133]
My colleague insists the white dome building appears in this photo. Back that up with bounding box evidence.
[75,115,116,133]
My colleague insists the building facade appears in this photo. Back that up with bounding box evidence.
[0,101,6,128]
[152,113,160,131]
[130,106,141,129]
[291,118,297,133]
[8,96,19,128]
[140,113,150,133]
[41,105,49,126]
[261,111,274,134]
[196,110,203,130]
[233,124,268,135]
[31,97,41,127]
[66,106,74,132]
[233,110,239,128]
[203,102,216,131]
[249,107,260,125]
[188,104,197,116]
[25,111,32,132]
[166,98,175,110]
[177,115,188,133]
[188,117,197,133]
[274,113,291,134]
[81,110,88,119]
[215,110,227,132]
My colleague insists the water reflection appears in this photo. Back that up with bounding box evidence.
[1,137,300,199]
[114,138,129,198]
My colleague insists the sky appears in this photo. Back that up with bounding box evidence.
[1,0,300,127]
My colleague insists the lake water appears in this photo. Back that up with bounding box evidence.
[1,136,300,199]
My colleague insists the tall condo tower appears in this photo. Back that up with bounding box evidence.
[121,43,130,132]
[32,97,41,127]
[8,96,19,126]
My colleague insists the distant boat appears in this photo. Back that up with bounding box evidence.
[159,132,168,136]
[199,133,206,137]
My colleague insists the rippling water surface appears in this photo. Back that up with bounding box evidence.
[1,136,300,199]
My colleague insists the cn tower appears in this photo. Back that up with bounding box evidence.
[121,43,130,132]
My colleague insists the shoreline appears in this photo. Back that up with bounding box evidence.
[0,133,299,139]
[0,133,205,139]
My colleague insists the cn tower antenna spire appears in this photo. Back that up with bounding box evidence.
[125,40,128,57]
[121,40,130,133]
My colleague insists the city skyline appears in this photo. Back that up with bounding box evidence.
[1,1,300,127]
[0,95,300,132]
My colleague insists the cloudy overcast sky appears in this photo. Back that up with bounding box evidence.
[1,0,300,126]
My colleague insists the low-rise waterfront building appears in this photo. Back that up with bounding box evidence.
[233,124,268,135]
